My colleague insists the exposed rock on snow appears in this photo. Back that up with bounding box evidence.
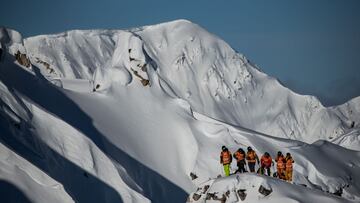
[237,189,247,201]
[187,174,351,203]
[15,50,31,67]
[258,185,272,196]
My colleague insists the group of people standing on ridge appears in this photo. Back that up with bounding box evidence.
[220,146,294,182]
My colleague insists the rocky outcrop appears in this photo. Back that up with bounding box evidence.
[35,58,55,74]
[130,68,149,86]
[258,185,272,196]
[237,189,247,201]
[190,172,198,180]
[15,50,31,67]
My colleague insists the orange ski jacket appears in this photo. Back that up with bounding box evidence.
[285,157,294,170]
[246,151,259,163]
[276,155,286,169]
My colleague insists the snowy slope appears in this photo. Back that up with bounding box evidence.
[332,97,360,150]
[0,40,150,202]
[188,174,350,203]
[22,20,360,145]
[189,112,360,202]
[0,142,74,203]
[0,20,359,203]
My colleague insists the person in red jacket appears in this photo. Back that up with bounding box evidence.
[220,146,232,176]
[233,148,247,173]
[260,152,273,176]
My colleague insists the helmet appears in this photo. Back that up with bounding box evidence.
[286,152,291,156]
[239,148,244,152]
[265,152,270,156]
[247,146,252,151]
[222,146,227,151]
[277,151,282,156]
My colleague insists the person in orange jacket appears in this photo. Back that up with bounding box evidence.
[220,146,232,176]
[260,152,273,176]
[285,152,295,182]
[275,151,286,180]
[233,148,247,173]
[246,146,259,172]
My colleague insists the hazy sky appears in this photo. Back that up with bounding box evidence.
[1,0,359,106]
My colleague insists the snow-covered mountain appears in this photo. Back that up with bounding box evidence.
[0,20,359,203]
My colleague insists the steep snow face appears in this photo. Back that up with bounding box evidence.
[1,26,196,203]
[23,29,119,79]
[331,97,360,150]
[23,20,360,144]
[0,27,23,53]
[134,20,360,144]
[0,142,74,203]
[0,51,150,202]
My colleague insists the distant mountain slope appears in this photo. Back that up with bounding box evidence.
[22,20,360,144]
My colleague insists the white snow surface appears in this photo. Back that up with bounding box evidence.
[0,20,359,203]
[189,173,350,203]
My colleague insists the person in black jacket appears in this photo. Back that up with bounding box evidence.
[233,148,247,173]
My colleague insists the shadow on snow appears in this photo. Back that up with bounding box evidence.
[0,180,33,203]
[0,52,187,203]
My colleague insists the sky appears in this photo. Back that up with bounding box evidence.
[1,0,359,106]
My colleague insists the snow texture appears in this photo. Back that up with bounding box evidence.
[0,20,359,203]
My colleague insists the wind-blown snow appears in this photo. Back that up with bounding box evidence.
[0,20,359,203]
